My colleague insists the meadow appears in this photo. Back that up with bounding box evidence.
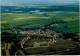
[1,12,79,33]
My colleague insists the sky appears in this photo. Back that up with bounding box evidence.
[1,0,79,6]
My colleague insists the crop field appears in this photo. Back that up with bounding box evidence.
[1,0,80,55]
[1,12,79,33]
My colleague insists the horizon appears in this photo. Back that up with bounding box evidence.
[1,0,79,6]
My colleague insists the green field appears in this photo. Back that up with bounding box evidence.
[1,12,79,33]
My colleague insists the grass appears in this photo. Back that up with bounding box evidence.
[23,39,76,54]
[1,12,79,33]
[53,39,76,49]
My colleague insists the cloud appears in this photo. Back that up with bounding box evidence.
[1,0,78,6]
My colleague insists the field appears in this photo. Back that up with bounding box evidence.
[1,12,79,33]
[1,0,80,55]
[1,9,80,55]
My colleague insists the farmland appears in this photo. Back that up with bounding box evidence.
[1,12,79,33]
[1,5,80,55]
